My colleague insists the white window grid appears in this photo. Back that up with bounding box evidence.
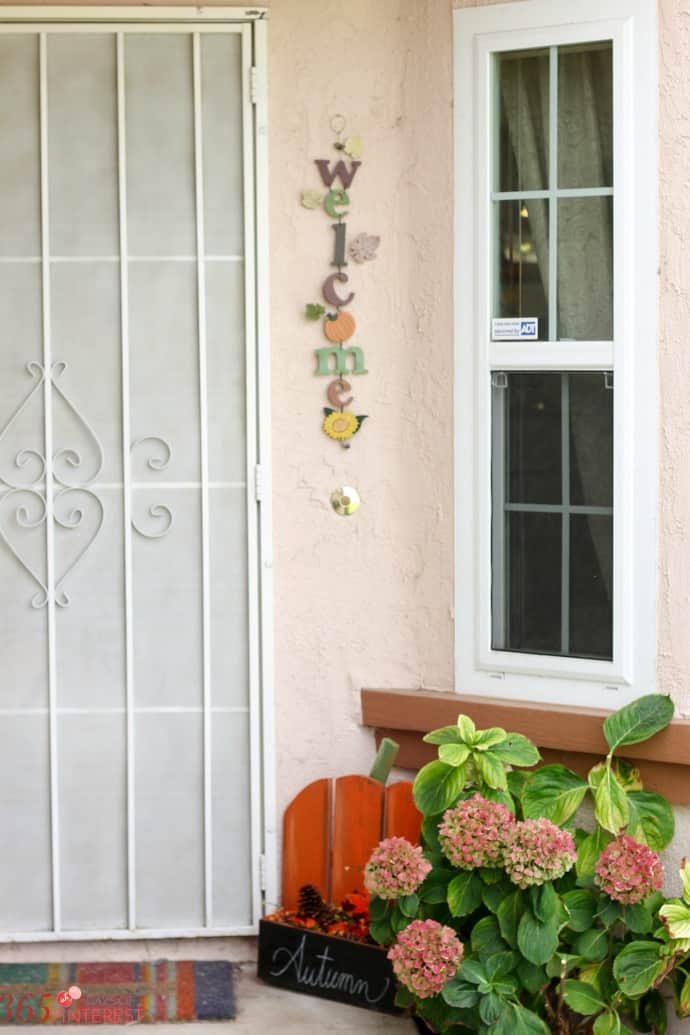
[453,0,657,709]
[491,370,614,659]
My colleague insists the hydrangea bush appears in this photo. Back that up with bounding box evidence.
[366,694,690,1034]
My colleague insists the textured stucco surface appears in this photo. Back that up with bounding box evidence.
[267,0,455,822]
[657,0,690,717]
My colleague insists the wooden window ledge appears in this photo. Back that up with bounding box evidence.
[361,689,690,806]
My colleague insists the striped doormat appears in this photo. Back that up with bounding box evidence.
[0,962,235,1024]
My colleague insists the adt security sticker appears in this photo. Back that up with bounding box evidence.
[491,317,538,341]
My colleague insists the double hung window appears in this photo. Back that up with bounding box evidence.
[454,0,656,707]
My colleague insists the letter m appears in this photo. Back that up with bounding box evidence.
[314,159,361,189]
[315,346,368,376]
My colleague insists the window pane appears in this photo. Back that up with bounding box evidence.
[506,372,561,504]
[558,42,613,190]
[570,372,613,506]
[492,372,613,661]
[495,199,549,338]
[570,515,613,659]
[497,50,549,192]
[503,511,562,654]
[557,196,613,340]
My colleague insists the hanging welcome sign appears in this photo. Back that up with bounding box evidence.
[302,115,379,449]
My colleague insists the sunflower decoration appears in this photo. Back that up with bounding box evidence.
[322,408,367,444]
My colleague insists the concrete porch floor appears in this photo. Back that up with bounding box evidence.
[0,938,417,1033]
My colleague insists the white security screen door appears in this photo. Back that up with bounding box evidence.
[0,14,266,938]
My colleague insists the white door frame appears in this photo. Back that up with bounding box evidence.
[0,6,275,940]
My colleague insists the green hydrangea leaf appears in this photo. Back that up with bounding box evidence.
[439,743,471,767]
[473,750,508,790]
[491,733,541,768]
[626,790,675,851]
[530,882,559,924]
[473,727,508,750]
[394,984,415,1008]
[517,909,559,966]
[421,814,443,853]
[623,902,654,934]
[642,989,668,1035]
[423,725,464,746]
[447,871,483,918]
[522,765,588,826]
[490,1003,549,1035]
[398,892,419,918]
[613,941,665,997]
[457,959,488,985]
[563,889,597,932]
[368,895,389,922]
[418,867,454,904]
[593,1011,621,1035]
[480,786,516,813]
[677,971,690,1017]
[516,959,547,994]
[457,714,476,743]
[441,978,480,1009]
[563,979,607,1015]
[593,765,629,835]
[574,927,609,963]
[484,951,517,981]
[576,827,612,879]
[480,991,507,1025]
[603,695,674,753]
[472,916,509,959]
[681,858,690,904]
[497,890,522,948]
[413,760,466,815]
[659,900,690,939]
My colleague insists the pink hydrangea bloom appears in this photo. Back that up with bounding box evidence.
[594,834,664,904]
[438,794,516,869]
[387,919,463,999]
[364,837,432,900]
[502,818,577,888]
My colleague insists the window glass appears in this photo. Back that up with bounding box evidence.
[492,371,613,661]
[558,42,613,190]
[496,199,549,338]
[493,43,613,342]
[557,196,613,341]
[497,50,549,193]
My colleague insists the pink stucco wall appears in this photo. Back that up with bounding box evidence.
[657,0,690,714]
[268,0,690,828]
[268,0,455,815]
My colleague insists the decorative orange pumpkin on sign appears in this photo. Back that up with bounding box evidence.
[323,310,356,343]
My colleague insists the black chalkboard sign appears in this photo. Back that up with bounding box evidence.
[257,920,400,1015]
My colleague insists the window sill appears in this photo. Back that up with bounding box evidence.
[360,689,690,806]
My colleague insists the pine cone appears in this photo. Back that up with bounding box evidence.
[297,884,341,928]
[297,883,325,919]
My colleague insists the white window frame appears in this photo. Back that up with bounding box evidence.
[454,0,657,709]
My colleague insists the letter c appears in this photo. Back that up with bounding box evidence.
[323,272,354,307]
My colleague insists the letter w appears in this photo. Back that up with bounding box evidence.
[315,159,361,188]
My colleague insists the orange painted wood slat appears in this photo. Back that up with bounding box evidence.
[330,775,384,903]
[384,781,422,844]
[282,777,332,911]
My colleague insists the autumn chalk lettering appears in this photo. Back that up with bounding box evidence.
[269,934,391,1005]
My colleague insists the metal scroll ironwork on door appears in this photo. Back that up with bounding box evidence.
[0,20,259,941]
